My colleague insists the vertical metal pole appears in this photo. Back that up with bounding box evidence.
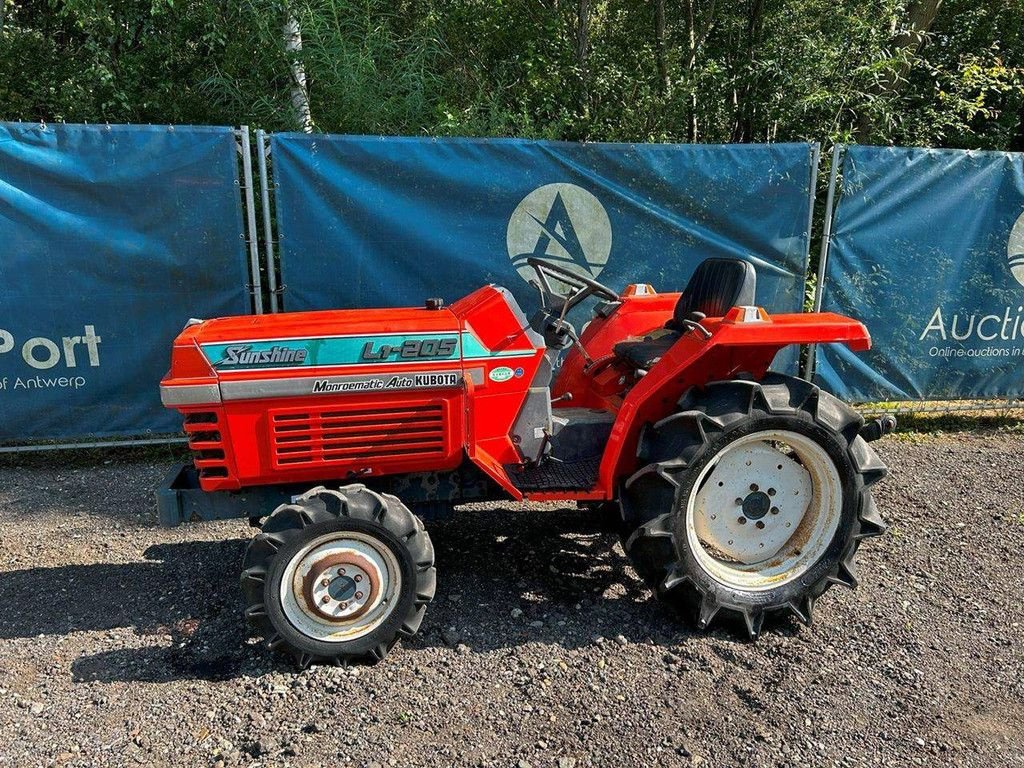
[803,143,843,380]
[796,142,822,381]
[814,143,842,313]
[256,130,280,312]
[801,142,821,297]
[239,126,264,314]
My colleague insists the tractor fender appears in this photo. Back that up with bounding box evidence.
[597,310,871,494]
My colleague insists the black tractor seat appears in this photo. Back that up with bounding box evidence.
[614,258,756,369]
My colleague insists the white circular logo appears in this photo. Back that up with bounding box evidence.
[506,183,612,292]
[1009,209,1024,288]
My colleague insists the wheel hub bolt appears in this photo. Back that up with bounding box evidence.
[354,575,363,583]
[321,595,330,605]
[355,591,364,600]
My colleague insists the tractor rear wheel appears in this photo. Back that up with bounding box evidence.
[620,373,887,638]
[240,484,435,667]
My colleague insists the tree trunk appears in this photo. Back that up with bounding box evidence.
[683,0,716,142]
[1011,102,1024,152]
[890,0,943,83]
[855,0,942,139]
[283,8,314,133]
[654,0,671,97]
[731,0,764,143]
[686,0,697,141]
[576,0,591,120]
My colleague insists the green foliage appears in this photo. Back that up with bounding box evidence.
[1,0,1022,149]
[0,0,292,126]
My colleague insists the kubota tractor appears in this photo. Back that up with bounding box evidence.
[159,257,892,666]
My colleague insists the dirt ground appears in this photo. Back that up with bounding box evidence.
[1,431,1023,768]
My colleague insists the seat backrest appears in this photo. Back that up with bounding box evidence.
[671,258,756,326]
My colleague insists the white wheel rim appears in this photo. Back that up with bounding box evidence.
[280,531,402,643]
[684,429,842,591]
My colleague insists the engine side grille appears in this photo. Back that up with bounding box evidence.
[184,411,228,479]
[270,401,448,468]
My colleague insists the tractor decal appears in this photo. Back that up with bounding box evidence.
[200,330,533,371]
[309,372,462,393]
[218,344,308,366]
[360,338,458,361]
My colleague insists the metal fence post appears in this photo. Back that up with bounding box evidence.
[256,130,280,312]
[802,142,821,287]
[795,142,822,382]
[813,143,843,313]
[802,143,844,380]
[238,126,265,314]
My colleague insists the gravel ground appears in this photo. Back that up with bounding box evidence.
[1,432,1023,768]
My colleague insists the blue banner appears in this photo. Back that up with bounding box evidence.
[816,145,1024,401]
[271,136,816,336]
[0,123,251,442]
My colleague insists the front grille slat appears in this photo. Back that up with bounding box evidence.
[185,411,229,480]
[277,426,444,445]
[270,402,447,469]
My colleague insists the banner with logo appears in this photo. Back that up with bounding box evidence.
[0,123,251,442]
[815,145,1024,401]
[270,136,817,352]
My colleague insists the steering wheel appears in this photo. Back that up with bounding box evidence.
[526,257,619,313]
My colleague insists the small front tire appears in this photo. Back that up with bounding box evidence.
[240,484,436,667]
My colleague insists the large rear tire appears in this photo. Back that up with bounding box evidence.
[620,373,887,638]
[240,484,436,667]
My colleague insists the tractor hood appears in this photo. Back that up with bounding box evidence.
[158,286,547,494]
[186,305,461,348]
[161,286,543,403]
[167,305,464,382]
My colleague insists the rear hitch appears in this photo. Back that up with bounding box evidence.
[859,414,897,442]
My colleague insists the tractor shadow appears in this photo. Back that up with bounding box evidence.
[412,505,691,653]
[0,538,255,683]
[0,505,742,683]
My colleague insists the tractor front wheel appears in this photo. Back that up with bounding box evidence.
[620,373,887,638]
[240,485,436,667]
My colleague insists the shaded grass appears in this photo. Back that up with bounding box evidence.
[0,441,190,469]
[861,402,1024,438]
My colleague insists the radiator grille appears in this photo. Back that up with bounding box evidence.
[184,411,228,479]
[270,402,448,468]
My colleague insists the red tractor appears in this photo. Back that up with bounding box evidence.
[159,257,892,666]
